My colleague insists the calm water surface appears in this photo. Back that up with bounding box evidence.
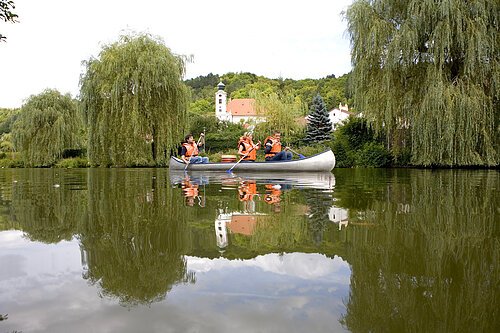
[0,168,498,332]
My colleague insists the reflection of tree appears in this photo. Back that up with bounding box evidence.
[341,170,499,332]
[8,169,86,243]
[80,169,195,306]
[304,189,333,244]
[333,168,399,211]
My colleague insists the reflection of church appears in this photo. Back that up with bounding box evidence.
[214,211,265,249]
[329,206,349,230]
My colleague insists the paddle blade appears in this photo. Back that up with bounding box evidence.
[299,154,305,159]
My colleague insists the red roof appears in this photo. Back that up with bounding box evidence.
[227,98,257,116]
[228,215,257,235]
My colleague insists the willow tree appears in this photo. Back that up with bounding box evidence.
[252,90,306,143]
[80,33,188,166]
[346,0,499,166]
[12,89,81,166]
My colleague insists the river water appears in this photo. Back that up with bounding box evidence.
[0,168,498,332]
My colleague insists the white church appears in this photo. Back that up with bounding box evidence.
[215,82,264,124]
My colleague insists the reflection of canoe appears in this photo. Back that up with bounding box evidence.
[169,171,335,190]
[169,149,335,172]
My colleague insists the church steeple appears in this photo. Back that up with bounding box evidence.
[215,81,229,122]
[217,81,225,91]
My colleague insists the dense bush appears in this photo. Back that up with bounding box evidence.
[357,142,391,167]
[0,152,24,168]
[330,117,393,168]
[55,157,89,168]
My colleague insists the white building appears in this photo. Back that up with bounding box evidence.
[329,103,352,130]
[215,82,264,124]
[215,82,230,122]
[214,211,230,249]
[328,206,349,230]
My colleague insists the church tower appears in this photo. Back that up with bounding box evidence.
[215,81,230,122]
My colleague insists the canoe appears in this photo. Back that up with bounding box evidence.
[169,171,336,190]
[169,149,336,172]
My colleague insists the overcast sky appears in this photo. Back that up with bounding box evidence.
[0,0,353,108]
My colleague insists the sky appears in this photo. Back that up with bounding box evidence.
[0,0,353,108]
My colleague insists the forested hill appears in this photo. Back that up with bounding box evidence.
[184,72,352,114]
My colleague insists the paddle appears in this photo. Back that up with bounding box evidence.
[184,132,205,170]
[288,148,306,159]
[227,143,260,173]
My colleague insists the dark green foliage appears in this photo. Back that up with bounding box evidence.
[188,114,219,135]
[205,122,244,153]
[12,89,82,167]
[0,0,18,42]
[336,117,376,151]
[305,94,332,143]
[357,142,391,167]
[331,139,356,168]
[62,148,86,159]
[185,73,220,90]
[332,117,392,167]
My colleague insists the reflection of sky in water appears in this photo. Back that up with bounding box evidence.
[0,231,351,333]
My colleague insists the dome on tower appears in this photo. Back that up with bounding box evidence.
[217,81,225,91]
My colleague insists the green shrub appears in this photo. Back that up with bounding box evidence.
[357,142,391,167]
[0,157,24,168]
[332,139,356,168]
[55,157,89,168]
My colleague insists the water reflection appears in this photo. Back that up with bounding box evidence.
[79,169,195,306]
[334,169,500,332]
[0,168,498,332]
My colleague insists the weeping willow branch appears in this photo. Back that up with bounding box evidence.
[346,0,499,166]
[79,33,189,167]
[12,89,81,167]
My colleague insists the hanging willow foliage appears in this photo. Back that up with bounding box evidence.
[252,90,306,141]
[346,0,499,166]
[12,89,81,167]
[79,33,189,166]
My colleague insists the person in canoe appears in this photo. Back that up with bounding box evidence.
[181,174,200,207]
[264,131,292,161]
[181,133,209,164]
[238,132,261,162]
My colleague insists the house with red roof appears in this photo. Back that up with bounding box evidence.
[215,82,265,124]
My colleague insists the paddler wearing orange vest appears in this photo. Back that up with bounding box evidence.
[238,132,261,162]
[181,133,209,164]
[264,130,292,161]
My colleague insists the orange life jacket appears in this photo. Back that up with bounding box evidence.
[182,180,199,197]
[238,181,257,201]
[239,138,258,161]
[264,136,282,159]
[264,184,281,204]
[182,142,199,157]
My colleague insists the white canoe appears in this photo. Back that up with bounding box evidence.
[169,170,336,190]
[169,149,336,172]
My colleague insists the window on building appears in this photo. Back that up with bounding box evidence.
[219,99,222,104]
